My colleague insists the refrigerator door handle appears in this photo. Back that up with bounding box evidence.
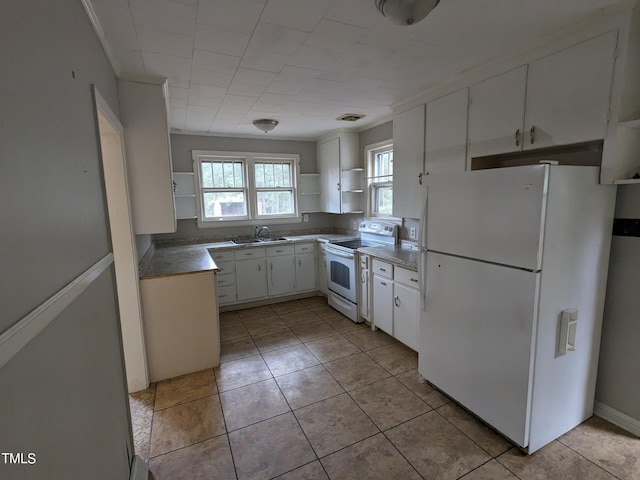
[418,187,428,251]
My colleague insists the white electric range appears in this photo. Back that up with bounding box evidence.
[325,220,398,322]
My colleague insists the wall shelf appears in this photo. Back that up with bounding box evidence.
[613,178,640,185]
[299,173,321,214]
[173,172,197,219]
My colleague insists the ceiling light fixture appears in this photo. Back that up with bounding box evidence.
[375,0,440,26]
[252,119,279,133]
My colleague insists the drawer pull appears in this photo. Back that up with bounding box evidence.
[394,295,400,307]
[379,267,386,272]
[410,278,418,283]
[275,249,283,253]
[381,281,387,286]
[219,294,227,298]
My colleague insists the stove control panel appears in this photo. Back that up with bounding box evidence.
[359,220,398,237]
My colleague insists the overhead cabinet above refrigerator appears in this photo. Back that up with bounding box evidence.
[418,164,616,453]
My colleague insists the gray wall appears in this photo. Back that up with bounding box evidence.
[170,133,317,173]
[596,184,640,421]
[0,1,131,478]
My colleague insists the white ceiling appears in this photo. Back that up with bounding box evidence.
[88,0,626,139]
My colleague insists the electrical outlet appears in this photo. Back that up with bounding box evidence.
[410,227,416,239]
[351,220,357,229]
[302,214,309,222]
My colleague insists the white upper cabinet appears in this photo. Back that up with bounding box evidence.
[469,66,528,159]
[524,32,616,150]
[317,132,360,214]
[393,104,425,219]
[425,88,469,175]
[468,32,616,159]
[118,79,176,234]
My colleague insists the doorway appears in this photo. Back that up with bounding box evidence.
[94,87,148,392]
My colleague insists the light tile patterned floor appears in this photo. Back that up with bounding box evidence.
[130,296,640,480]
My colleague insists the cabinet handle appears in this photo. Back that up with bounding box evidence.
[258,264,261,271]
[381,281,387,286]
[337,182,341,191]
[418,172,423,186]
[394,295,400,307]
[173,180,177,192]
[379,267,386,272]
[275,249,283,253]
[219,294,227,298]
[361,273,365,283]
[410,278,418,283]
[529,125,536,145]
[515,129,520,147]
[298,259,302,266]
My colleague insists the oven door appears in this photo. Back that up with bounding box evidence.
[325,246,357,303]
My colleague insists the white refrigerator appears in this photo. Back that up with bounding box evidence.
[418,164,616,453]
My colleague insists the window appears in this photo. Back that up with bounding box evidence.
[365,141,394,217]
[193,150,299,226]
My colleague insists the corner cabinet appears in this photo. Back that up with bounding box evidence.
[317,132,362,213]
[118,79,176,234]
[393,105,425,219]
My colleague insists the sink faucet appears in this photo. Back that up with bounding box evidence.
[255,225,270,239]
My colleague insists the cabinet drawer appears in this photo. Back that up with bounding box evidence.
[234,247,265,260]
[294,243,315,254]
[266,244,294,256]
[217,284,236,305]
[209,249,234,262]
[216,274,235,287]
[372,259,393,279]
[215,260,235,275]
[395,267,419,289]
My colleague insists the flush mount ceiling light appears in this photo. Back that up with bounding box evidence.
[375,0,440,26]
[253,119,279,133]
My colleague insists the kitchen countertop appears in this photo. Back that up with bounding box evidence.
[357,245,419,271]
[140,234,357,279]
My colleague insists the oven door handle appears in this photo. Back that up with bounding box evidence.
[326,249,354,259]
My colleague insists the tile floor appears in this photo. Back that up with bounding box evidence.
[130,296,640,480]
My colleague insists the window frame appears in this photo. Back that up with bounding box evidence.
[192,150,301,228]
[365,140,396,219]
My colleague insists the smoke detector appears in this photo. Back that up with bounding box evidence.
[337,113,365,122]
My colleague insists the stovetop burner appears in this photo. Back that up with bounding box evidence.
[330,239,377,250]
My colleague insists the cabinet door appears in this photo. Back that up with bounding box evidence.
[468,66,527,158]
[118,79,176,234]
[524,32,616,149]
[425,88,469,175]
[318,248,328,295]
[372,275,393,334]
[295,252,316,292]
[236,259,267,301]
[359,268,370,320]
[393,104,425,219]
[267,255,294,296]
[393,283,419,350]
[318,137,341,213]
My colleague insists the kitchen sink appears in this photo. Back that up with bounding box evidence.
[258,237,287,243]
[231,238,262,245]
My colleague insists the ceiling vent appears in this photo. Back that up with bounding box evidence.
[337,113,365,122]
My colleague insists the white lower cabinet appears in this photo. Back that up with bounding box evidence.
[358,253,370,321]
[393,282,419,351]
[372,275,393,334]
[235,248,267,302]
[370,258,419,350]
[295,243,316,292]
[267,245,295,296]
[318,242,328,295]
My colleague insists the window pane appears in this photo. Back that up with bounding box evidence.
[255,163,265,188]
[282,164,291,187]
[234,162,243,187]
[201,162,213,188]
[257,191,294,215]
[203,192,247,217]
[373,185,393,215]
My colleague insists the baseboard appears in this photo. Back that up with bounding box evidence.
[130,455,149,480]
[594,401,640,437]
